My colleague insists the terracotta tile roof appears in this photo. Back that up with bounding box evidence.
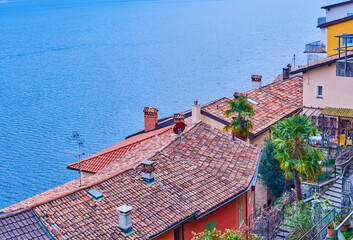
[2,122,261,239]
[33,169,196,240]
[291,52,353,74]
[67,126,172,173]
[202,76,303,136]
[151,123,261,215]
[0,208,51,240]
[2,128,178,213]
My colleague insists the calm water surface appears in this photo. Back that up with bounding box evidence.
[0,0,336,209]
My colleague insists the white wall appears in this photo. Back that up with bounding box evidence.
[325,3,353,22]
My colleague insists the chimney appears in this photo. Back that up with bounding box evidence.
[283,67,290,80]
[173,113,185,123]
[117,205,133,234]
[233,92,244,100]
[251,75,262,90]
[141,160,155,183]
[287,63,292,72]
[192,100,201,123]
[143,107,158,132]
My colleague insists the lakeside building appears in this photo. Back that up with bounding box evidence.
[1,122,261,239]
[68,73,303,210]
[305,0,353,63]
[291,51,353,153]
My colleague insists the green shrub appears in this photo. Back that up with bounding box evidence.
[192,229,264,240]
[316,171,330,182]
[325,158,335,166]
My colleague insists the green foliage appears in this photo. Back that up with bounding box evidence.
[259,137,292,197]
[192,229,264,240]
[315,171,330,182]
[271,114,325,200]
[223,96,254,140]
[283,201,314,236]
[325,158,336,167]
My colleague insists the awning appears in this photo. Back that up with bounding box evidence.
[321,107,353,118]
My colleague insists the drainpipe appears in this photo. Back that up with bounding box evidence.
[245,191,248,240]
[182,216,195,240]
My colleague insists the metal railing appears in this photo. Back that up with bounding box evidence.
[298,208,336,240]
[335,210,353,239]
[305,40,326,52]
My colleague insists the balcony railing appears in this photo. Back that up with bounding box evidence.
[317,17,326,26]
[305,40,326,53]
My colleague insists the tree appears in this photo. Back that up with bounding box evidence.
[258,137,292,198]
[271,114,324,201]
[223,96,254,141]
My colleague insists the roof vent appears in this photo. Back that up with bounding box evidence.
[117,205,133,235]
[141,160,155,184]
[87,188,104,201]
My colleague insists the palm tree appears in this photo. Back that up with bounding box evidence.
[271,114,324,201]
[223,96,254,141]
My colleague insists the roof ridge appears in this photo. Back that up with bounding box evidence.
[0,207,31,219]
[67,126,172,168]
[29,168,134,208]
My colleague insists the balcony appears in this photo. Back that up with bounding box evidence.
[304,40,326,53]
[317,17,326,26]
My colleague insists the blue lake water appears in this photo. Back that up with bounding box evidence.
[0,0,336,209]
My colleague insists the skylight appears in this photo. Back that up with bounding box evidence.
[247,98,259,105]
[87,188,104,201]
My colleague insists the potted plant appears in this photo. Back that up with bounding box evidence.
[327,222,335,237]
[335,215,350,232]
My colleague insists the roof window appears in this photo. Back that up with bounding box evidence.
[87,188,104,201]
[247,98,259,105]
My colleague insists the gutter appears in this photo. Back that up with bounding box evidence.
[149,211,200,239]
[32,208,56,240]
[196,151,263,219]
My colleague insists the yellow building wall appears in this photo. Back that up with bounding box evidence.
[326,19,353,56]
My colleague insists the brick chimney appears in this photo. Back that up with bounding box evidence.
[251,75,262,90]
[233,92,244,99]
[192,100,201,123]
[173,113,185,123]
[143,107,158,132]
[141,160,155,183]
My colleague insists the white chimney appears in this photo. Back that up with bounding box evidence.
[141,160,155,183]
[192,100,201,123]
[251,75,262,90]
[117,205,133,233]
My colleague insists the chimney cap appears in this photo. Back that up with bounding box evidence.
[117,205,133,213]
[173,113,185,120]
[143,107,158,113]
[251,74,262,81]
[142,160,154,166]
[233,92,245,98]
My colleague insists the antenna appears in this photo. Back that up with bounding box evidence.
[173,122,186,142]
[71,131,85,187]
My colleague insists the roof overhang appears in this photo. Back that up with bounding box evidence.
[322,0,353,10]
[320,107,353,118]
[318,15,353,28]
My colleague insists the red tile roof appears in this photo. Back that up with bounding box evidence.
[67,126,172,173]
[34,169,196,240]
[2,122,261,239]
[202,76,303,137]
[291,52,353,74]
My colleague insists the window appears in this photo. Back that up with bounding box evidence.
[174,227,180,240]
[348,13,353,16]
[204,219,215,232]
[248,190,251,204]
[316,85,323,98]
[239,196,244,227]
